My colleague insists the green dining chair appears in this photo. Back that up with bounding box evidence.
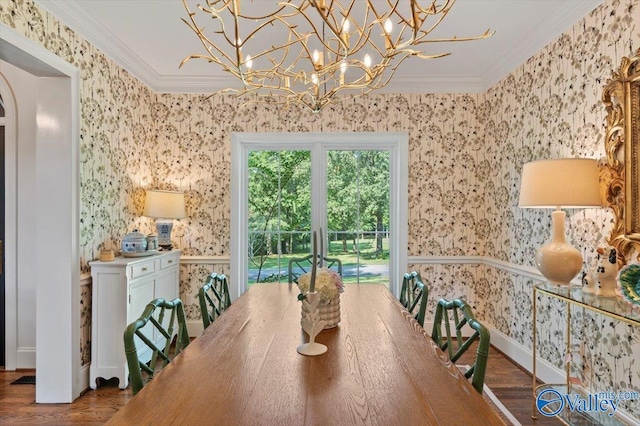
[287,254,342,284]
[400,271,428,328]
[198,272,232,329]
[431,298,490,394]
[124,298,190,395]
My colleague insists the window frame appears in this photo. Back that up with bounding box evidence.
[231,132,408,301]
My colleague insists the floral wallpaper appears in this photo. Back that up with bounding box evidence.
[482,0,640,417]
[2,0,640,418]
[161,91,485,323]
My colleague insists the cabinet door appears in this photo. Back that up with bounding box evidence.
[156,266,179,301]
[129,277,156,364]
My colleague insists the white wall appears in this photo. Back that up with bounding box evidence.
[0,59,37,368]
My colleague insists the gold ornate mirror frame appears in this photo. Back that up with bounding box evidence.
[603,48,640,265]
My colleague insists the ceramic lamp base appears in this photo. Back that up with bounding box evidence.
[536,210,582,286]
[156,219,174,251]
[297,342,327,356]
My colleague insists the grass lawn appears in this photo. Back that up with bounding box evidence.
[249,237,390,284]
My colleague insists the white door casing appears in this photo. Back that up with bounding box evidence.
[231,132,408,302]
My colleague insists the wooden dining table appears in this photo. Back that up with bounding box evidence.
[107,284,504,425]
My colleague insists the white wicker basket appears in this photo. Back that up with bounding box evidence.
[318,295,341,329]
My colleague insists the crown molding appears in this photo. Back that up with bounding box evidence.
[36,0,604,95]
[482,0,603,90]
[36,0,162,88]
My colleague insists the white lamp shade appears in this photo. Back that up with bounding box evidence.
[518,158,601,208]
[143,190,186,219]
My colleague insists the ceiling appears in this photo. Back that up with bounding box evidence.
[35,0,604,94]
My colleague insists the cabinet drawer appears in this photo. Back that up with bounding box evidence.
[130,260,157,279]
[160,253,179,270]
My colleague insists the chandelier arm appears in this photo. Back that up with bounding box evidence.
[199,0,233,15]
[231,1,243,69]
[182,0,493,112]
[414,0,455,14]
[243,33,308,65]
[179,54,241,80]
[238,12,302,47]
[414,29,495,44]
[410,4,456,43]
[229,3,290,20]
[196,2,238,49]
[179,19,239,74]
[366,0,395,50]
[182,1,239,70]
[289,3,343,54]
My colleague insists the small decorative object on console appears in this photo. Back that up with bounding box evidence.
[99,249,115,262]
[619,263,640,305]
[121,230,148,254]
[596,247,619,297]
[583,247,619,296]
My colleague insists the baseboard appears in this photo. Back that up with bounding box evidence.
[79,364,90,394]
[16,347,36,369]
[424,320,564,385]
[489,327,639,424]
[486,324,564,385]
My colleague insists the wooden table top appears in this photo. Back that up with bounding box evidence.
[107,284,504,425]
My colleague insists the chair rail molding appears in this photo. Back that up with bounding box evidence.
[180,255,230,265]
[407,255,583,286]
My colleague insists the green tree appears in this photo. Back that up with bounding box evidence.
[327,151,359,252]
[327,151,389,257]
[357,151,390,257]
[248,151,310,281]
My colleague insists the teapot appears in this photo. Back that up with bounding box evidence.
[121,230,148,254]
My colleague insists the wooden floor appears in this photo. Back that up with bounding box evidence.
[0,345,559,425]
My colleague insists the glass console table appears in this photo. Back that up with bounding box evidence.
[532,283,640,425]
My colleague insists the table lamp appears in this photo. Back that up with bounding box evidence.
[143,189,186,250]
[518,158,601,286]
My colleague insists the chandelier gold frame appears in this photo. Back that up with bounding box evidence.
[181,0,493,112]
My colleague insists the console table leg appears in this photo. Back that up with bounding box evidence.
[532,286,538,420]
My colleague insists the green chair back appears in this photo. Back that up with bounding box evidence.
[400,271,428,327]
[287,254,342,283]
[124,298,190,395]
[198,272,232,329]
[431,298,490,394]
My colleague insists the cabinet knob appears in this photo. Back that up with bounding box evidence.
[142,267,148,272]
[168,260,173,264]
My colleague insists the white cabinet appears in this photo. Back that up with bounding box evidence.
[89,250,181,389]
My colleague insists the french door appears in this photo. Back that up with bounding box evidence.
[231,133,408,301]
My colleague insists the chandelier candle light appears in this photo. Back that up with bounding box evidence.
[181,0,493,112]
[518,159,602,286]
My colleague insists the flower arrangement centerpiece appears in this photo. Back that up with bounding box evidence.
[298,267,344,304]
[298,263,344,330]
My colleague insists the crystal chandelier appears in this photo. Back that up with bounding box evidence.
[181,0,493,112]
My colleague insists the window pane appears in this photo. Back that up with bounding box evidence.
[248,150,311,284]
[327,150,390,284]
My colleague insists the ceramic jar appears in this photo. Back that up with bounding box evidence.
[121,230,148,254]
[146,235,158,251]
